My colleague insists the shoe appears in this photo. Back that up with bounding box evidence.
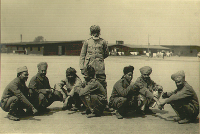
[178,118,190,124]
[116,111,123,119]
[81,109,92,115]
[70,107,79,111]
[174,117,181,122]
[86,113,101,118]
[135,109,145,115]
[7,113,20,121]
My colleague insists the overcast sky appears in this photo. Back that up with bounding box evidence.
[1,0,200,45]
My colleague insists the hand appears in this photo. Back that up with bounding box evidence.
[81,69,85,75]
[158,103,165,110]
[162,92,168,99]
[32,108,38,115]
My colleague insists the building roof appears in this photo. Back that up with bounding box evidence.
[1,40,84,46]
[108,44,170,49]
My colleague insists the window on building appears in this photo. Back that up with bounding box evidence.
[17,46,19,50]
[30,47,32,51]
[23,47,25,50]
[190,50,193,53]
[38,47,40,51]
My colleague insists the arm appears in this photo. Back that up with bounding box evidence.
[115,82,135,97]
[103,40,109,59]
[79,80,98,96]
[79,41,88,70]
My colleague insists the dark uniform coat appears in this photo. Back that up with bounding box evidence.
[163,81,199,119]
[1,77,34,112]
[79,37,109,74]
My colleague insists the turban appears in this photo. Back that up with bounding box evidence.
[140,66,152,75]
[123,65,134,75]
[171,70,185,81]
[90,25,101,35]
[66,67,77,76]
[37,62,48,70]
[83,65,95,77]
[17,66,28,73]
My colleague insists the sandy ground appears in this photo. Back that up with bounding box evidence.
[0,53,199,134]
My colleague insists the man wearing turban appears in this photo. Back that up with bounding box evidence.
[28,62,63,113]
[54,67,82,111]
[78,65,107,118]
[158,70,199,124]
[79,25,110,110]
[134,66,163,114]
[1,66,38,121]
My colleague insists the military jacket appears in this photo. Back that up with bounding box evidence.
[28,73,51,93]
[79,37,109,74]
[164,81,199,111]
[79,78,107,101]
[1,77,34,110]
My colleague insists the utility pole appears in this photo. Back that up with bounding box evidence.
[148,34,150,53]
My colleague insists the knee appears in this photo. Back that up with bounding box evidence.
[53,90,63,101]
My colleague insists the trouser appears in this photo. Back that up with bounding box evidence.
[67,92,83,108]
[1,96,29,115]
[80,94,106,115]
[110,96,139,115]
[31,90,63,110]
[170,100,199,120]
[96,74,108,105]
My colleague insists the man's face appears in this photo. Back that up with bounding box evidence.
[39,69,47,78]
[124,72,133,83]
[174,76,185,88]
[20,71,29,81]
[67,74,76,81]
[84,74,92,82]
[92,32,100,38]
[142,73,150,81]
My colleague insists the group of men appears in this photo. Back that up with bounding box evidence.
[1,25,199,124]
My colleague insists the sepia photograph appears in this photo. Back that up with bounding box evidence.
[1,0,200,133]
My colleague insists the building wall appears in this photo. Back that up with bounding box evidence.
[26,46,44,55]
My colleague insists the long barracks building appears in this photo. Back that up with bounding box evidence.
[1,40,200,57]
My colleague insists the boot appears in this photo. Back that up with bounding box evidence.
[7,112,20,121]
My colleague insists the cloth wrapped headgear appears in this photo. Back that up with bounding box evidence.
[90,25,100,35]
[83,65,95,77]
[66,67,77,76]
[37,62,48,70]
[171,70,185,81]
[123,65,134,75]
[17,66,28,73]
[140,66,152,75]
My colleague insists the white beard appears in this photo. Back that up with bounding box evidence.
[92,36,100,40]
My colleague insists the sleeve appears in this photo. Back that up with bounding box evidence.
[79,40,88,70]
[28,77,39,93]
[54,80,67,98]
[79,80,98,96]
[115,82,135,97]
[164,87,193,104]
[103,40,109,59]
[10,84,34,109]
[45,77,51,89]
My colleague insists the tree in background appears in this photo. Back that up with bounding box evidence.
[33,36,44,42]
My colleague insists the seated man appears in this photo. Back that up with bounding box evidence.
[28,62,63,113]
[109,65,138,119]
[1,66,38,121]
[54,67,82,110]
[158,70,199,124]
[135,66,163,114]
[78,65,107,118]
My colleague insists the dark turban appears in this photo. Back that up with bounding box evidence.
[37,62,48,70]
[90,25,101,35]
[83,65,95,77]
[66,67,77,76]
[123,65,134,75]
[171,70,185,81]
[140,66,152,75]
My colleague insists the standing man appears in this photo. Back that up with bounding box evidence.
[79,25,109,108]
[28,62,63,113]
[134,66,163,114]
[1,66,38,121]
[54,67,82,110]
[78,65,107,118]
[158,70,199,124]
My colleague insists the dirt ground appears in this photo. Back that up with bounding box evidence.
[0,53,199,134]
